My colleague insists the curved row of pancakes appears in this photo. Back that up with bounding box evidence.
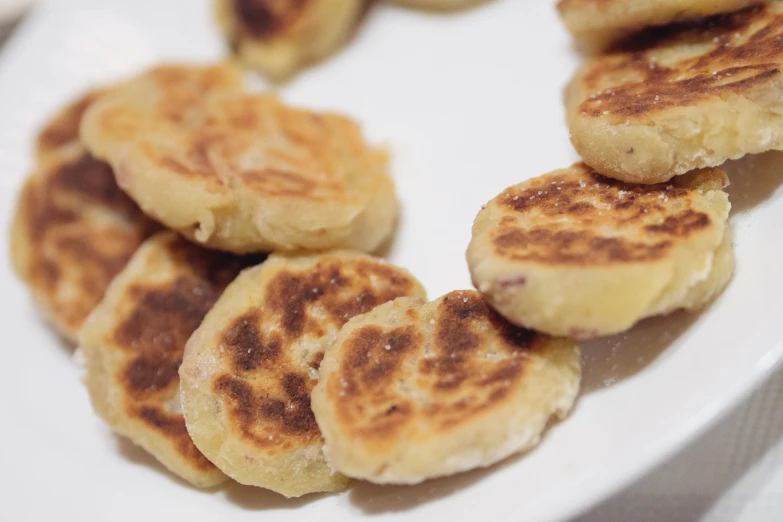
[12,61,581,496]
[12,0,768,500]
[215,0,492,81]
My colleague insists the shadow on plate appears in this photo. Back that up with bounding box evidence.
[348,414,567,514]
[384,0,496,16]
[222,482,326,511]
[115,436,194,490]
[723,151,783,215]
[580,310,698,394]
[117,430,325,509]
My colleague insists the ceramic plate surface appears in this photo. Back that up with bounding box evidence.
[0,1,782,521]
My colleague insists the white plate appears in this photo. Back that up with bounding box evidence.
[1,1,782,521]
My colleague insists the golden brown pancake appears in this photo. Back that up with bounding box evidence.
[214,0,364,81]
[311,290,580,484]
[79,232,261,488]
[566,2,783,184]
[11,96,156,343]
[179,251,425,497]
[81,64,397,254]
[556,0,762,51]
[467,163,733,339]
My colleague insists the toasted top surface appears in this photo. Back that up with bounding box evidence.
[81,64,394,253]
[312,290,580,482]
[83,67,373,201]
[180,251,424,494]
[12,146,155,341]
[193,252,424,452]
[557,0,761,41]
[569,2,783,119]
[81,232,259,482]
[324,291,547,437]
[476,163,728,267]
[36,89,109,160]
[222,0,312,40]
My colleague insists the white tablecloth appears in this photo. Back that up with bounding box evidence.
[579,365,783,521]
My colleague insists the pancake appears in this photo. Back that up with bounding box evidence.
[11,93,156,342]
[214,0,364,81]
[179,251,425,497]
[311,290,580,484]
[79,232,260,488]
[466,163,733,340]
[565,2,783,184]
[81,64,397,254]
[556,0,762,51]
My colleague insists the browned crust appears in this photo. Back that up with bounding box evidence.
[231,0,311,40]
[576,4,783,119]
[15,152,155,337]
[489,164,716,266]
[111,235,261,470]
[211,257,421,455]
[326,291,548,442]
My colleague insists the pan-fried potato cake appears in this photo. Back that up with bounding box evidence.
[566,3,783,184]
[214,0,363,81]
[556,0,761,51]
[467,164,733,340]
[81,64,397,254]
[79,232,260,488]
[179,252,425,497]
[11,90,156,342]
[311,290,580,484]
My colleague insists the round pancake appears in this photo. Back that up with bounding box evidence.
[214,0,364,81]
[81,64,397,254]
[311,290,580,484]
[565,2,783,184]
[10,143,156,343]
[179,251,425,497]
[556,0,761,51]
[79,232,260,488]
[466,163,733,340]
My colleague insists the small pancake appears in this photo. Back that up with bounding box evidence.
[466,163,733,339]
[214,0,364,81]
[79,232,261,488]
[11,95,156,342]
[311,290,580,484]
[179,251,425,497]
[81,64,397,254]
[556,0,762,51]
[566,2,783,184]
